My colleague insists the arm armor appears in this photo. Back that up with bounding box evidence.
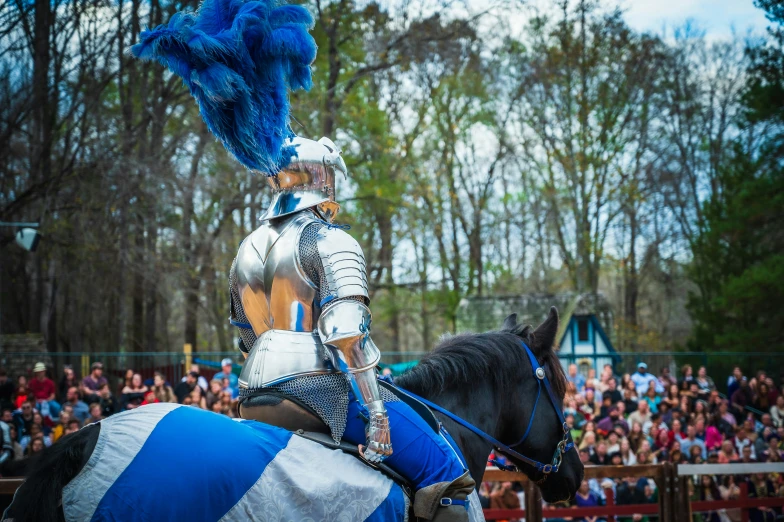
[317,299,380,373]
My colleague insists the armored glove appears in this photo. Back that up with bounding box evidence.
[360,399,393,464]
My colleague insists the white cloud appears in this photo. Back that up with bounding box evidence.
[620,0,769,39]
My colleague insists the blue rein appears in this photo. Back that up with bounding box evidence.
[391,342,574,477]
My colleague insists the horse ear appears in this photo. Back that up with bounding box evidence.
[502,313,518,331]
[532,307,559,354]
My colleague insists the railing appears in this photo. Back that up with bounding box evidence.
[3,463,784,520]
[483,462,784,522]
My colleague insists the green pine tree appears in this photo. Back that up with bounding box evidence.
[687,0,784,351]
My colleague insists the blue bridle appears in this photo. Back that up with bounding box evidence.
[392,342,574,478]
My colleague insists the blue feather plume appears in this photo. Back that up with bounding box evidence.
[131,0,316,174]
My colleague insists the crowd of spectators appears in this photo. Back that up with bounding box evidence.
[482,362,784,522]
[3,358,784,520]
[0,358,240,464]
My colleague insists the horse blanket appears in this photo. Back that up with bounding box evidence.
[62,403,484,522]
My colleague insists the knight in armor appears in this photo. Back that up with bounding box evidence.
[229,136,475,520]
[131,1,474,519]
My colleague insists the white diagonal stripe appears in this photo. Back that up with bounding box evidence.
[220,434,395,522]
[62,403,182,522]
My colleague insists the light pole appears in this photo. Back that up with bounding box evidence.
[0,221,42,351]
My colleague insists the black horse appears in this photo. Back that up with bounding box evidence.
[4,308,582,521]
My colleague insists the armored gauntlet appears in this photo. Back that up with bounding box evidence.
[318,299,392,463]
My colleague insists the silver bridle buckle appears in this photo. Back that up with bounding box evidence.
[535,367,545,380]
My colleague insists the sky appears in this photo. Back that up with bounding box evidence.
[619,0,769,40]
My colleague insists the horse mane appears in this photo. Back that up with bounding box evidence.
[395,322,566,401]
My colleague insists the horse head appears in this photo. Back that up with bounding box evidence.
[499,307,584,503]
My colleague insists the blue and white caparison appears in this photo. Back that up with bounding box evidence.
[56,403,486,522]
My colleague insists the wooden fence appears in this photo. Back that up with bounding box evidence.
[3,463,784,520]
[483,462,784,522]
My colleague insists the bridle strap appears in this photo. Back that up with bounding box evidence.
[390,342,573,475]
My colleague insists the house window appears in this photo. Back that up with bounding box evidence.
[577,318,589,342]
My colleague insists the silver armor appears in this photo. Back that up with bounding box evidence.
[232,136,392,462]
[260,136,347,223]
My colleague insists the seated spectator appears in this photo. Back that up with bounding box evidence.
[205,379,222,411]
[603,378,622,404]
[623,389,638,415]
[12,400,36,439]
[735,428,756,460]
[696,475,722,521]
[210,400,225,415]
[152,372,177,403]
[119,369,133,396]
[628,400,651,432]
[28,362,59,420]
[753,382,773,412]
[579,430,597,455]
[680,364,695,393]
[174,372,197,404]
[705,420,724,451]
[181,364,208,391]
[679,424,707,460]
[606,431,621,454]
[13,381,29,410]
[597,406,629,437]
[652,428,672,461]
[64,419,81,436]
[86,403,103,424]
[585,368,601,392]
[81,362,107,403]
[687,445,703,463]
[141,390,159,406]
[695,366,715,398]
[740,445,756,464]
[213,359,239,397]
[98,383,118,417]
[32,410,52,436]
[51,411,71,443]
[8,424,23,461]
[718,439,739,463]
[747,473,778,522]
[731,377,753,410]
[25,437,45,457]
[727,366,743,398]
[58,365,79,403]
[631,362,663,396]
[190,385,207,409]
[121,373,148,410]
[644,386,661,414]
[566,364,586,393]
[663,384,680,410]
[668,419,686,445]
[590,441,610,465]
[619,439,636,465]
[659,366,676,390]
[19,423,50,452]
[574,480,605,522]
[63,386,90,423]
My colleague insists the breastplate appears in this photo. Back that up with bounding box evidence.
[235,211,334,389]
[235,211,318,335]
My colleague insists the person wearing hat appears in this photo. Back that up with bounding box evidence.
[81,362,108,404]
[631,361,664,397]
[213,358,238,398]
[28,362,59,419]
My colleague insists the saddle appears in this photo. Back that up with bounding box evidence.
[238,379,440,491]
